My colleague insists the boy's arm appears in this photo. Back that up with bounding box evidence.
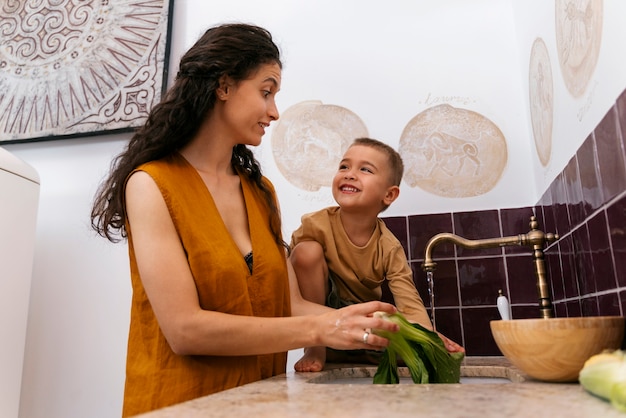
[384,245,434,330]
[385,246,465,354]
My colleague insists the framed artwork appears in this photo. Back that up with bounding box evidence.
[0,0,174,144]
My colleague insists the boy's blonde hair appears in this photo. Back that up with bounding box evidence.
[351,137,404,186]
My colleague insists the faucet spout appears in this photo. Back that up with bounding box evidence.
[420,216,558,319]
[421,233,526,272]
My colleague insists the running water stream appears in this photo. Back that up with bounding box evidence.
[426,271,436,330]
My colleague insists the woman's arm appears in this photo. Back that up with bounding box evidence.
[125,171,398,356]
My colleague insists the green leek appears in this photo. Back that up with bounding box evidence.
[372,311,464,384]
[579,349,626,412]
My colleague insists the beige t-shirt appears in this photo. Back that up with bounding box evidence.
[290,206,432,328]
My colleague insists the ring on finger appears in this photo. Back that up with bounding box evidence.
[362,331,370,344]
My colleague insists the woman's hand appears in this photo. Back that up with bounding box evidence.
[315,301,399,351]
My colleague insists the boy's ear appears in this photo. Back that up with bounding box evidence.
[383,185,400,206]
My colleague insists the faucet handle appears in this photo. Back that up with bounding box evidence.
[527,216,559,247]
[545,232,558,244]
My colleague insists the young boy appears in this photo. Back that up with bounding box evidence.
[290,137,463,372]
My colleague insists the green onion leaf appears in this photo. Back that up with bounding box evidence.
[372,312,464,384]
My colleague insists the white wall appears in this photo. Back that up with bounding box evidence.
[512,1,626,193]
[4,1,626,417]
[0,149,39,418]
[215,0,532,233]
[7,137,131,418]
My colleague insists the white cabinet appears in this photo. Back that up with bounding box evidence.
[0,147,40,418]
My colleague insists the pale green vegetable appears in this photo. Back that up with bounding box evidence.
[372,311,464,384]
[579,349,626,412]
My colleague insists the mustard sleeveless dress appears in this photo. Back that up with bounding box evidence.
[122,153,291,417]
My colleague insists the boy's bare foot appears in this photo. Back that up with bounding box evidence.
[294,346,326,372]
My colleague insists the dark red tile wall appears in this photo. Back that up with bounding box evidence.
[383,88,626,356]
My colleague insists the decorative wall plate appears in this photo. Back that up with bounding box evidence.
[271,100,368,192]
[0,0,173,143]
[555,0,603,98]
[529,37,554,167]
[399,104,508,198]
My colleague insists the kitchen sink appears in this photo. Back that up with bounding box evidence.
[307,365,526,384]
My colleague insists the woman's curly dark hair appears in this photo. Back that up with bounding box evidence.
[91,23,284,246]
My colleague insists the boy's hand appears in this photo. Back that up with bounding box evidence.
[437,332,465,354]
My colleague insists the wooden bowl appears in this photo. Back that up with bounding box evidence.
[490,316,625,382]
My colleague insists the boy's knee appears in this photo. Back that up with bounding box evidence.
[290,241,324,270]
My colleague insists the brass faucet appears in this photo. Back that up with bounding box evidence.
[421,216,558,319]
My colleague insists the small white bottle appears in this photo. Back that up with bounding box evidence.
[497,289,511,320]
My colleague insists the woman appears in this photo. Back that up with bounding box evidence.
[91,23,398,417]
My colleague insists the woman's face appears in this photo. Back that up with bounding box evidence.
[220,62,281,146]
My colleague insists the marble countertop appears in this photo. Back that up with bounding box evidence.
[134,357,622,418]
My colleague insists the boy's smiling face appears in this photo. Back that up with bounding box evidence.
[332,144,399,214]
